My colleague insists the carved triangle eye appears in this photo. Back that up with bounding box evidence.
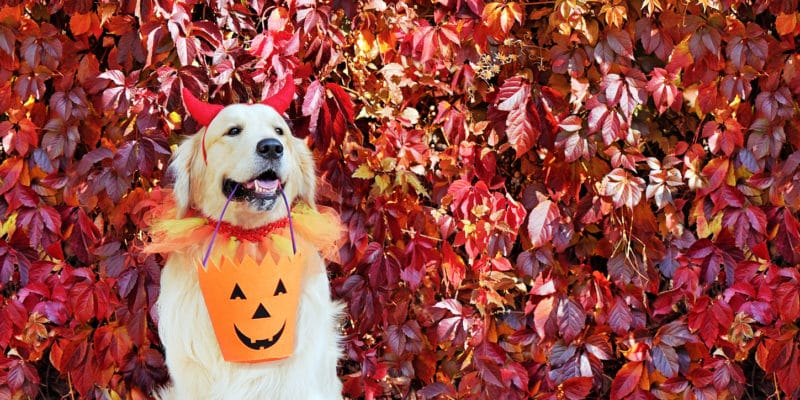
[230,283,246,300]
[274,279,287,296]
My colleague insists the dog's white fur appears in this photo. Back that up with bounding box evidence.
[156,102,343,399]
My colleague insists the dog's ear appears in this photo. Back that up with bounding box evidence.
[296,141,318,209]
[169,133,202,218]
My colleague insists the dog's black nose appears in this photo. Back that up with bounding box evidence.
[257,138,283,160]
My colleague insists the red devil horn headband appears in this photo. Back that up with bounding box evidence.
[182,88,224,127]
[181,77,295,164]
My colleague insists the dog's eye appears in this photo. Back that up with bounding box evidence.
[226,127,242,136]
[275,127,283,136]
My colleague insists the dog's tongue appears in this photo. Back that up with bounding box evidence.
[244,179,279,195]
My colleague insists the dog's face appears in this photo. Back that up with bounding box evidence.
[170,103,316,229]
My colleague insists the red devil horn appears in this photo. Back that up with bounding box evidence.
[182,88,224,127]
[262,76,295,114]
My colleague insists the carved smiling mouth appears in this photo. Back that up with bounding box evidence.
[222,170,285,210]
[233,322,286,350]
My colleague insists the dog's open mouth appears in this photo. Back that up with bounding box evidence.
[223,170,285,210]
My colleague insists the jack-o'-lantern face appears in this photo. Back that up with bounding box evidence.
[196,253,305,363]
[229,278,287,350]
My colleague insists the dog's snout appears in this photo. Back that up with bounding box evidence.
[257,138,283,160]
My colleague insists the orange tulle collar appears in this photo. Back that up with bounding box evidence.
[143,189,344,265]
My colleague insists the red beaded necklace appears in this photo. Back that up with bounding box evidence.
[205,217,289,242]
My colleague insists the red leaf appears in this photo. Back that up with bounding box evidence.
[496,77,531,112]
[313,83,354,148]
[602,68,648,119]
[608,296,633,335]
[688,296,731,347]
[587,97,609,134]
[70,281,97,323]
[527,199,560,249]
[744,205,767,233]
[7,361,27,391]
[302,80,325,134]
[533,296,556,339]
[697,157,730,197]
[558,115,583,132]
[611,361,644,400]
[697,82,719,114]
[636,17,674,60]
[710,184,745,214]
[0,157,24,195]
[711,357,745,391]
[651,344,679,378]
[67,209,101,265]
[776,349,800,396]
[0,24,14,56]
[550,42,589,78]
[561,377,594,400]
[35,300,68,325]
[325,82,355,124]
[2,118,38,157]
[500,361,529,390]
[0,310,12,349]
[14,68,49,100]
[602,111,626,145]
[557,298,586,343]
[756,337,789,373]
[76,147,113,175]
[775,282,800,322]
[5,184,39,211]
[441,242,466,288]
[556,130,592,162]
[584,332,614,360]
[399,260,425,290]
[606,29,634,59]
[529,274,556,296]
[725,24,768,70]
[703,120,743,156]
[655,320,695,347]
[411,24,437,63]
[418,383,456,398]
[506,105,537,157]
[604,74,625,107]
[647,67,681,114]
[602,168,645,209]
[475,343,507,387]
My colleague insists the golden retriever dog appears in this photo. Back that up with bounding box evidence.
[149,78,343,399]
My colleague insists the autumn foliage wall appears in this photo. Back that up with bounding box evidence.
[1,0,800,398]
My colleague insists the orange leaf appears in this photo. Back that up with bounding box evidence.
[70,13,93,36]
[775,13,798,36]
[483,2,523,35]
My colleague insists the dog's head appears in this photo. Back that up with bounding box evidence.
[170,79,316,228]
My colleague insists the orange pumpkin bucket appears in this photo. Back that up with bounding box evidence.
[196,252,305,363]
